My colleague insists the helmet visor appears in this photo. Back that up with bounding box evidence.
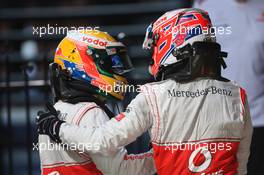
[106,43,133,75]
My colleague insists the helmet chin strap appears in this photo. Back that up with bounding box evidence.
[155,42,228,82]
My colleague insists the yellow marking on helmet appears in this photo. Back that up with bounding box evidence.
[54,37,82,69]
[100,74,128,100]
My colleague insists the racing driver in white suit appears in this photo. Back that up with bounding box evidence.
[37,30,155,175]
[37,9,253,175]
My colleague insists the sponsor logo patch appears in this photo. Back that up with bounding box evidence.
[82,36,107,47]
[115,113,125,121]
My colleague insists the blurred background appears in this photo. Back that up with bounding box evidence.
[0,0,193,175]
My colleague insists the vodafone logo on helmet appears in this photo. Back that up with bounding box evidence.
[67,31,110,48]
[82,36,107,47]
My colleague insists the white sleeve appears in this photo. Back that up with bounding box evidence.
[59,92,152,155]
[77,102,155,175]
[236,97,253,175]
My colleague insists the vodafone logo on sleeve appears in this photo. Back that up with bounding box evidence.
[82,36,108,47]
